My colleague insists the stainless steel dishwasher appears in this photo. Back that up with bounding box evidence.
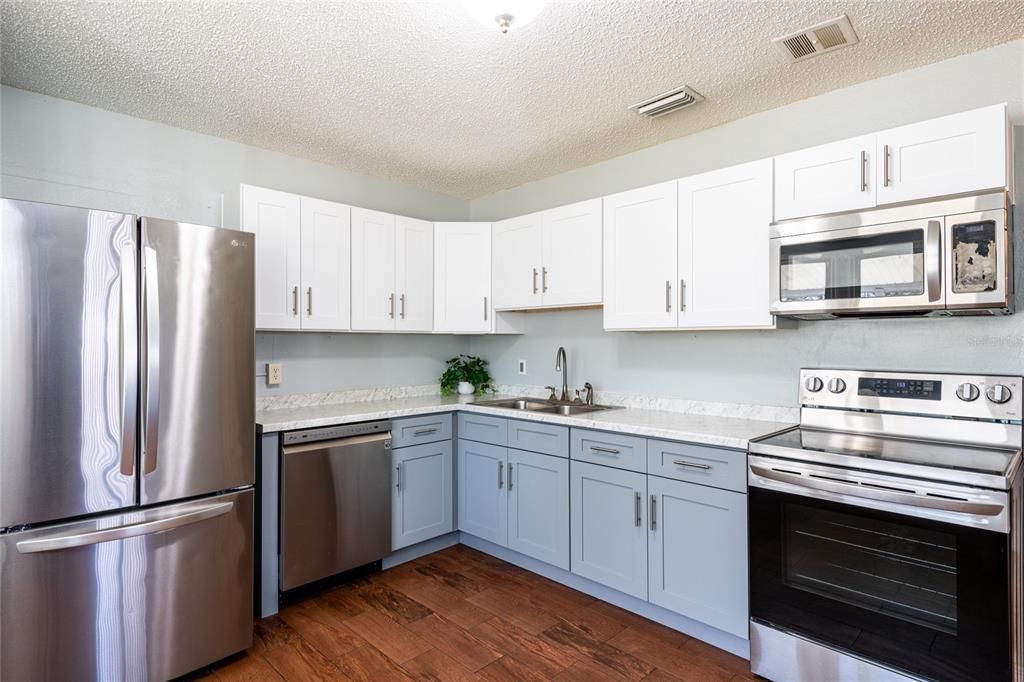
[280,420,392,590]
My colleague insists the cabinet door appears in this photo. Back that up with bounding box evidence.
[241,185,301,330]
[876,104,1007,206]
[492,213,542,310]
[678,159,774,328]
[299,197,351,331]
[395,216,434,332]
[392,441,453,551]
[434,223,492,333]
[457,440,507,545]
[507,449,569,570]
[773,135,875,220]
[351,207,397,330]
[570,461,647,599]
[602,182,677,329]
[648,476,748,638]
[541,198,602,307]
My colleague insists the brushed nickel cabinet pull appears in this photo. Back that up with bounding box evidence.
[498,461,504,489]
[413,428,438,436]
[673,459,712,471]
[484,296,488,321]
[388,293,395,319]
[883,144,891,187]
[679,279,686,312]
[292,286,299,316]
[532,268,539,294]
[396,464,402,490]
[508,463,514,490]
[665,280,672,312]
[650,495,657,531]
[860,150,867,192]
[307,287,313,316]
[542,267,548,293]
[634,491,642,527]
[590,445,620,455]
[400,293,406,319]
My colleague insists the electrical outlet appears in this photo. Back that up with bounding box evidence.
[518,359,527,375]
[267,363,283,386]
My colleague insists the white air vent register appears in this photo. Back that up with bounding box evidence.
[630,85,705,119]
[774,14,859,62]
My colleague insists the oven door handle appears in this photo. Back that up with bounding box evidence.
[749,464,1005,517]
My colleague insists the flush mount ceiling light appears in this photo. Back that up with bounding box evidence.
[463,0,546,33]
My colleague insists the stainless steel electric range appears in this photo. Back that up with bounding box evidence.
[748,369,1023,682]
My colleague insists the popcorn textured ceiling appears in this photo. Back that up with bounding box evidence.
[1,1,1022,199]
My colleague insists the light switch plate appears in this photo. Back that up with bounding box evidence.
[267,363,283,386]
[518,359,527,375]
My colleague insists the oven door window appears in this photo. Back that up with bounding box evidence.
[779,229,924,302]
[750,488,1009,682]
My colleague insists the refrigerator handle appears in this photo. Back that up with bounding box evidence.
[119,245,139,476]
[15,501,234,554]
[142,246,161,475]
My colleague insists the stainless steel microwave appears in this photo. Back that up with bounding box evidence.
[769,192,1013,319]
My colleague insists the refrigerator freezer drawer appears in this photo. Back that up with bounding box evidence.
[0,489,254,682]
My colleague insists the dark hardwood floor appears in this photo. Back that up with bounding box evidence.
[195,545,756,681]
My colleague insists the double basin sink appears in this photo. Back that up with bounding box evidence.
[470,397,620,416]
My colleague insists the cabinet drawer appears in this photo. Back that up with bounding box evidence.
[647,439,746,493]
[391,414,452,449]
[571,429,647,473]
[458,412,508,446]
[508,419,568,458]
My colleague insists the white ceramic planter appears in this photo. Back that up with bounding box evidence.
[457,381,475,395]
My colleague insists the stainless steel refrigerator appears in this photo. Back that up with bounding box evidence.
[0,198,256,681]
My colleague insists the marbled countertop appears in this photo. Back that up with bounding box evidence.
[256,394,794,450]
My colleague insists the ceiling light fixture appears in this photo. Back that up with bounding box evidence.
[464,0,546,33]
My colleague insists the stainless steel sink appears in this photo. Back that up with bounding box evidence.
[469,397,618,415]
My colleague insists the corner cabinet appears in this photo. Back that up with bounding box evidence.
[241,185,351,331]
[677,159,774,329]
[434,222,492,333]
[602,181,678,330]
[492,199,602,311]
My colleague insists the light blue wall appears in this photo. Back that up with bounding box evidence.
[469,42,1024,407]
[0,85,471,397]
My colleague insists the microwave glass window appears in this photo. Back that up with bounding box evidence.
[951,220,997,294]
[783,502,958,634]
[779,229,925,302]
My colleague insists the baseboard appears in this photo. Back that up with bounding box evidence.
[383,532,460,569]
[459,532,751,660]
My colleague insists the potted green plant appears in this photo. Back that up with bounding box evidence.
[439,354,495,396]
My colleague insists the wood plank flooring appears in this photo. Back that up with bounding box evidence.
[193,545,757,681]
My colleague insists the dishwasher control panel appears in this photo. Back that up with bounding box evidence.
[283,419,392,445]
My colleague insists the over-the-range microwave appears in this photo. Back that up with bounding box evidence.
[769,192,1013,319]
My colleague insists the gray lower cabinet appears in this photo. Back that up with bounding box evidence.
[507,448,570,570]
[647,474,749,638]
[392,440,453,551]
[570,460,648,600]
[457,439,508,545]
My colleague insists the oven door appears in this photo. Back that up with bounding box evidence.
[770,219,944,316]
[749,460,1011,682]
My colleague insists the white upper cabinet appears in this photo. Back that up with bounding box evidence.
[540,198,602,307]
[299,197,351,331]
[492,198,602,311]
[241,185,302,330]
[492,212,542,310]
[876,103,1008,206]
[395,216,434,332]
[678,160,774,329]
[603,181,678,330]
[351,207,398,331]
[434,222,492,333]
[773,135,875,221]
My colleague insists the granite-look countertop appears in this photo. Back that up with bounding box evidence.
[256,394,794,450]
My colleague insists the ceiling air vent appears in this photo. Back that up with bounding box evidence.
[630,85,705,119]
[774,14,859,62]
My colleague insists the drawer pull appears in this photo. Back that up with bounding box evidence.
[673,459,712,471]
[591,445,621,455]
[413,428,439,436]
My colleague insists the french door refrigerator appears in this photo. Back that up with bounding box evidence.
[1,198,255,681]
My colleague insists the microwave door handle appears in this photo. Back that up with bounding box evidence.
[119,246,139,476]
[925,219,942,303]
[142,246,161,475]
[749,464,1004,517]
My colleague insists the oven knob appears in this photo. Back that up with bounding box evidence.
[986,384,1013,404]
[956,383,980,402]
[804,376,824,393]
[827,378,847,394]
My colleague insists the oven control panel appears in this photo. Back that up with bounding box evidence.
[799,369,1023,421]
